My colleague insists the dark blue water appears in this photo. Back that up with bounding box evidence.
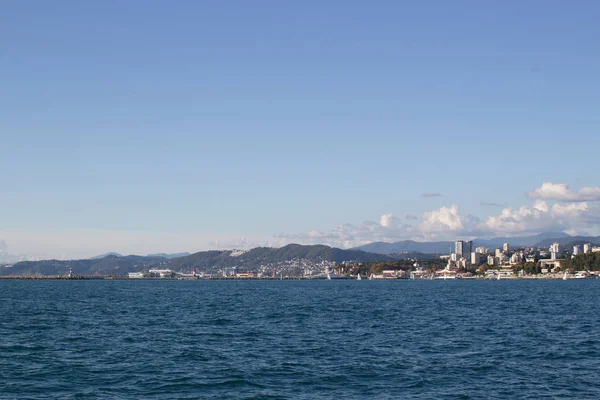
[1,280,600,399]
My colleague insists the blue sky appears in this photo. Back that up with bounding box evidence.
[1,1,600,258]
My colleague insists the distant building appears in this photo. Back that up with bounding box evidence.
[464,241,473,257]
[503,243,509,253]
[471,252,480,266]
[487,255,496,266]
[495,248,502,258]
[573,245,581,256]
[455,241,464,257]
[550,242,560,260]
[584,243,592,254]
[510,253,521,264]
[451,253,459,262]
[475,247,487,254]
[148,269,174,278]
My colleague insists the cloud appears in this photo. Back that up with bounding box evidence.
[405,214,419,220]
[480,201,505,207]
[276,214,415,249]
[421,192,443,198]
[484,200,600,235]
[418,205,483,238]
[528,182,600,202]
[484,200,560,234]
[380,213,402,228]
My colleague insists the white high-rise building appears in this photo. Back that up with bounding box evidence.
[550,242,560,260]
[573,245,581,256]
[488,255,496,266]
[495,248,502,258]
[475,247,487,254]
[471,252,480,266]
[584,243,592,254]
[503,243,509,253]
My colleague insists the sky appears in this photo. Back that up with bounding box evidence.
[1,1,600,259]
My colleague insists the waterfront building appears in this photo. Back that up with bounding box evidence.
[487,255,496,266]
[148,269,174,278]
[471,252,480,266]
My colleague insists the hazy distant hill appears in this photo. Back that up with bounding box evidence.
[536,236,600,248]
[89,252,123,259]
[1,255,167,276]
[146,252,191,259]
[475,232,571,249]
[354,240,454,255]
[89,252,191,260]
[353,232,575,255]
[167,244,393,272]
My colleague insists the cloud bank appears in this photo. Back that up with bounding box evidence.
[281,182,600,248]
[528,182,600,202]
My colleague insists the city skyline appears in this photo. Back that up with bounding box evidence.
[2,2,600,259]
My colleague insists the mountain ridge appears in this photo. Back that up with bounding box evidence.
[352,232,588,255]
[1,244,391,276]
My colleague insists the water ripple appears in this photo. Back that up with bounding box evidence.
[2,280,600,399]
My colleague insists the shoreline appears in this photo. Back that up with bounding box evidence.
[0,275,596,281]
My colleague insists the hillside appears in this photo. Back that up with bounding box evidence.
[0,244,392,276]
[167,244,393,272]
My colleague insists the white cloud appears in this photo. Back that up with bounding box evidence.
[417,205,482,238]
[276,214,415,248]
[380,213,401,228]
[484,200,600,235]
[528,182,600,202]
[485,201,560,234]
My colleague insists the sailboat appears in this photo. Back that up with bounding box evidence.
[326,272,332,280]
[497,273,501,280]
[357,273,362,280]
[563,271,568,280]
[369,273,373,280]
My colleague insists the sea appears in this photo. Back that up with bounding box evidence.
[1,280,599,399]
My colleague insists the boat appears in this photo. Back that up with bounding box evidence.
[326,273,331,280]
[563,271,568,280]
[575,271,591,279]
[357,273,362,280]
